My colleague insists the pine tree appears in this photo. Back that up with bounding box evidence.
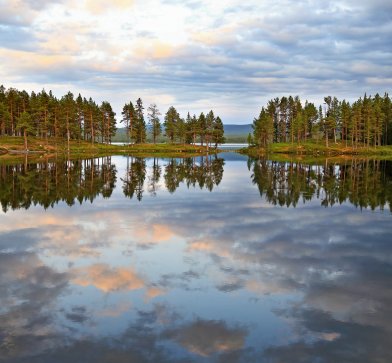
[184,112,193,144]
[177,117,187,144]
[253,107,274,147]
[212,116,225,147]
[0,102,10,136]
[147,103,161,144]
[198,112,206,145]
[340,100,351,147]
[205,110,215,150]
[164,106,180,143]
[100,101,116,144]
[382,93,392,145]
[134,98,146,143]
[121,102,136,143]
[16,111,35,150]
[60,92,77,153]
[303,101,318,142]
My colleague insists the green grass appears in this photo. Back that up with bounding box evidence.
[240,141,392,158]
[0,136,219,162]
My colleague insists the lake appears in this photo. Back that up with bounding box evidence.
[0,154,391,363]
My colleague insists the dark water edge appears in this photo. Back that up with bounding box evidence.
[0,154,391,363]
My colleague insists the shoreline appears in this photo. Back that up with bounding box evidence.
[239,142,392,158]
[0,136,220,161]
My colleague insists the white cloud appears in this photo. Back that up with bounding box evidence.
[0,0,391,123]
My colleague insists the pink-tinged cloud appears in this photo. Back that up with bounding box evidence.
[72,263,145,293]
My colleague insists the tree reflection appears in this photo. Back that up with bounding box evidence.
[121,155,225,200]
[122,156,146,201]
[148,157,161,197]
[0,157,116,212]
[250,158,392,211]
[0,155,225,208]
[164,155,224,193]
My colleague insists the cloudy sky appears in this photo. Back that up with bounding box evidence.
[1,0,391,124]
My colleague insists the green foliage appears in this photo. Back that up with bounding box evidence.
[212,116,225,146]
[134,98,146,144]
[0,157,116,211]
[16,111,35,134]
[147,103,161,144]
[247,133,253,145]
[121,101,135,143]
[164,106,181,143]
[249,158,392,210]
[0,85,228,149]
[198,112,206,145]
[252,93,392,149]
[252,107,274,147]
[0,102,11,135]
[0,85,116,145]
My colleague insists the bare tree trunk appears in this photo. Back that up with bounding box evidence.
[66,111,70,154]
[24,129,27,150]
[90,111,94,144]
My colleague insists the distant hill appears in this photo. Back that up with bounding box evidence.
[111,127,127,142]
[112,124,252,143]
[223,124,252,136]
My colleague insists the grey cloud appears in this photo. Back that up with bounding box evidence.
[0,228,39,252]
[0,252,70,360]
[65,306,89,324]
[0,0,62,26]
[265,308,392,363]
[216,281,245,292]
[1,0,391,123]
[24,0,64,11]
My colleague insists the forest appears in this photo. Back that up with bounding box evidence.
[0,85,225,151]
[252,93,392,148]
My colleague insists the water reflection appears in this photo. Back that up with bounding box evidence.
[0,155,224,209]
[0,157,116,211]
[250,158,392,210]
[0,155,391,362]
[122,156,224,200]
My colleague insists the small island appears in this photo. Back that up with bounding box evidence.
[241,94,392,158]
[0,85,225,160]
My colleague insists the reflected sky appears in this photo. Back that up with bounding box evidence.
[0,155,391,363]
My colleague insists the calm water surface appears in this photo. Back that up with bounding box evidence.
[0,154,391,363]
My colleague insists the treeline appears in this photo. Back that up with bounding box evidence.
[122,102,225,147]
[0,85,225,152]
[250,158,392,211]
[0,86,116,150]
[252,93,392,147]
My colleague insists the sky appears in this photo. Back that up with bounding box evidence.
[0,0,391,124]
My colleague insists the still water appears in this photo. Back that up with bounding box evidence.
[0,154,391,363]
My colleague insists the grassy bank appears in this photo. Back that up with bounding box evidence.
[0,136,218,161]
[240,141,392,158]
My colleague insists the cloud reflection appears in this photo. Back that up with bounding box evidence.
[0,156,391,362]
[167,319,247,357]
[72,264,145,293]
